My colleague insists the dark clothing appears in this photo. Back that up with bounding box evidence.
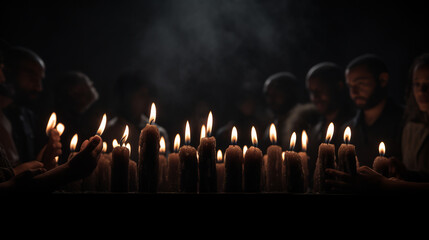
[343,99,403,167]
[0,144,14,183]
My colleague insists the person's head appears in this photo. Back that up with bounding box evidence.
[4,46,45,104]
[55,71,99,114]
[345,54,389,110]
[405,54,429,121]
[263,72,299,115]
[306,62,347,115]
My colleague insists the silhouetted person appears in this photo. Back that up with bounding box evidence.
[305,62,356,190]
[343,54,403,167]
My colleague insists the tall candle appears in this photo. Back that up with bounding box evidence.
[179,121,198,192]
[313,122,336,193]
[157,136,169,192]
[298,130,309,192]
[283,132,305,193]
[224,126,243,192]
[216,149,225,192]
[111,126,130,192]
[167,134,181,192]
[243,126,263,192]
[65,133,82,192]
[338,126,358,177]
[138,103,160,192]
[95,142,112,192]
[197,111,217,192]
[373,142,389,177]
[266,123,283,192]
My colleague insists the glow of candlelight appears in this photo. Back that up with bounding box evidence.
[269,123,277,144]
[96,114,107,136]
[56,123,65,136]
[160,136,166,154]
[200,124,206,140]
[231,126,238,145]
[120,125,129,145]
[207,111,213,136]
[217,149,223,163]
[379,142,386,156]
[70,133,78,152]
[344,126,351,144]
[46,112,57,136]
[243,145,248,158]
[185,121,191,145]
[301,130,308,152]
[174,134,181,152]
[290,132,297,151]
[149,102,156,124]
[251,126,258,147]
[325,122,334,143]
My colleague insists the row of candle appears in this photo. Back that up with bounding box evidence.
[44,103,390,193]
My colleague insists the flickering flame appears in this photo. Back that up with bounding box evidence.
[55,156,59,163]
[160,136,166,154]
[185,121,191,145]
[251,126,258,147]
[231,126,238,145]
[46,112,57,136]
[243,145,248,158]
[290,132,297,151]
[379,142,386,156]
[149,102,156,124]
[207,111,213,136]
[301,130,308,152]
[282,152,285,162]
[112,139,120,148]
[56,123,65,136]
[344,126,351,143]
[120,125,129,144]
[70,134,78,152]
[174,134,181,152]
[200,124,206,140]
[217,149,223,163]
[102,142,107,153]
[126,143,131,157]
[269,123,277,144]
[96,114,107,136]
[325,122,334,143]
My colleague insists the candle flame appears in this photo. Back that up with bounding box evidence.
[96,114,107,136]
[149,102,156,124]
[379,142,386,156]
[120,125,129,144]
[231,126,238,145]
[243,145,248,158]
[56,123,65,136]
[325,122,334,143]
[70,133,78,152]
[269,123,277,144]
[217,149,223,163]
[290,132,297,151]
[174,134,181,152]
[126,143,131,157]
[185,121,191,145]
[55,156,59,163]
[102,142,107,153]
[46,112,57,136]
[112,139,120,148]
[159,136,166,154]
[282,152,285,162]
[200,124,206,140]
[301,130,308,152]
[207,111,213,136]
[251,126,258,147]
[344,126,351,143]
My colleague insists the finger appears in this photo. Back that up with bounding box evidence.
[26,161,44,169]
[325,179,351,191]
[80,139,89,151]
[81,136,101,154]
[325,168,352,181]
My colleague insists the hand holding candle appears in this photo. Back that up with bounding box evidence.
[40,112,62,170]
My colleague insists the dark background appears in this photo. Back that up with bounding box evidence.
[2,0,428,145]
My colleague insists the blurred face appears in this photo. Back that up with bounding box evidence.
[265,85,294,115]
[307,77,336,115]
[345,66,380,109]
[15,59,45,101]
[68,77,99,113]
[413,66,429,113]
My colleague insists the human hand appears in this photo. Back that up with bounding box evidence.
[68,135,102,178]
[13,161,44,176]
[37,129,62,170]
[9,167,47,192]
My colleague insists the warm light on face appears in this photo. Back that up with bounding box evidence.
[344,126,351,144]
[46,112,57,136]
[56,123,65,136]
[200,124,206,140]
[112,139,120,148]
[217,149,223,163]
[70,134,78,152]
[96,114,107,136]
[159,136,166,154]
[185,121,191,145]
[174,134,181,152]
[243,145,248,158]
[301,130,308,152]
[290,132,297,151]
[251,126,258,147]
[379,142,386,156]
[149,102,156,124]
[231,126,238,145]
[269,123,277,144]
[326,122,334,143]
[207,111,213,136]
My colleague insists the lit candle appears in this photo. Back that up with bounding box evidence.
[313,122,336,193]
[243,126,263,192]
[266,123,283,192]
[111,125,130,192]
[94,141,112,192]
[224,126,243,192]
[373,142,389,177]
[179,121,198,192]
[338,126,358,177]
[43,112,60,170]
[167,134,181,192]
[197,111,217,192]
[66,133,82,192]
[138,103,160,192]
[157,136,169,192]
[96,113,107,136]
[216,149,225,192]
[298,130,309,192]
[283,132,305,193]
[46,112,57,136]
